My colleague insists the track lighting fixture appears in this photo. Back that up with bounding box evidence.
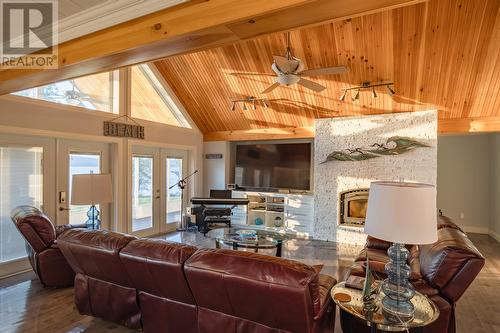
[340,81,394,102]
[352,90,360,101]
[230,96,269,111]
[339,90,347,101]
[386,85,396,96]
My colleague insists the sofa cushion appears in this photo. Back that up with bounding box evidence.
[184,248,327,333]
[58,229,137,287]
[120,238,198,304]
[419,227,485,301]
[11,206,56,250]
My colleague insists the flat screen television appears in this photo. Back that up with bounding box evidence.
[234,142,312,191]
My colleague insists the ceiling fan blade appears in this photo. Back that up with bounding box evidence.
[230,72,275,77]
[262,82,280,94]
[299,66,348,77]
[273,55,300,74]
[297,78,326,92]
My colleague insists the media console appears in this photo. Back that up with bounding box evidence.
[231,190,314,237]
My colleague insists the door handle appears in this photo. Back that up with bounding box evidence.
[59,207,71,211]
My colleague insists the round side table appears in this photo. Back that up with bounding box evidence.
[331,281,439,333]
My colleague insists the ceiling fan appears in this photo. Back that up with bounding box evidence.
[231,32,348,94]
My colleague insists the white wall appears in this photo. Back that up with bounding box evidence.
[0,95,203,233]
[202,141,230,196]
[314,110,438,244]
[437,134,490,233]
[489,134,500,241]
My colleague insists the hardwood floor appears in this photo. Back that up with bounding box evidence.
[0,232,498,333]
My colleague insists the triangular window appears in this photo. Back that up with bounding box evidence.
[130,64,191,128]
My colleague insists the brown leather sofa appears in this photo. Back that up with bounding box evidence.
[120,238,198,333]
[184,248,336,333]
[10,205,76,287]
[57,229,141,329]
[57,228,337,333]
[342,216,485,333]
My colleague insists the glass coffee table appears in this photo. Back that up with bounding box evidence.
[207,227,287,257]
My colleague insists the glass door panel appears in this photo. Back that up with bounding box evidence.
[132,156,154,232]
[166,158,182,224]
[69,153,100,224]
[0,146,43,263]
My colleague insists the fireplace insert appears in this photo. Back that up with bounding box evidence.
[339,189,369,226]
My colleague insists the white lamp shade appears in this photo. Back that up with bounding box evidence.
[364,181,437,245]
[71,174,113,205]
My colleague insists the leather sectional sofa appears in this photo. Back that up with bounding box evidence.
[342,216,485,333]
[57,228,337,333]
[10,206,78,287]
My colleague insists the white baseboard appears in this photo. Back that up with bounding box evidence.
[490,230,500,242]
[460,225,490,234]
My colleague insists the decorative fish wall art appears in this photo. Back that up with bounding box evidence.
[320,136,430,163]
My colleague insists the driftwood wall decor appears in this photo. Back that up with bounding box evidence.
[320,137,430,163]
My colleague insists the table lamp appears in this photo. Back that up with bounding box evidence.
[364,181,437,322]
[71,173,113,230]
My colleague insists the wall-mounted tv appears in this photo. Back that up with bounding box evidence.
[234,142,312,191]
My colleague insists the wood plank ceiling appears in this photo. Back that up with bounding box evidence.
[155,0,500,137]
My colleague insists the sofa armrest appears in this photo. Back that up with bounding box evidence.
[314,274,336,320]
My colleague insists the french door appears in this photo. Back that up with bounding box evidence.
[0,144,44,277]
[130,146,187,237]
[57,140,111,228]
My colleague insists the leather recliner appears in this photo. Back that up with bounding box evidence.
[10,205,76,287]
[120,238,198,333]
[57,229,141,329]
[184,248,337,333]
[342,216,485,333]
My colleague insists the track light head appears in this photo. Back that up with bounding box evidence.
[352,90,360,101]
[262,99,269,108]
[387,85,395,96]
[339,90,347,101]
[243,102,247,111]
[231,101,236,111]
[372,87,377,98]
[252,99,256,110]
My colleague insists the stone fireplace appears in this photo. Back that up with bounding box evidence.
[339,189,369,227]
[313,110,437,245]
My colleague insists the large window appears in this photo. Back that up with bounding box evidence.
[166,157,182,224]
[12,71,118,113]
[131,64,190,128]
[69,153,101,225]
[0,146,43,263]
[132,156,154,232]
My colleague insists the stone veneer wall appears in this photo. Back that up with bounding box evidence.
[313,110,437,244]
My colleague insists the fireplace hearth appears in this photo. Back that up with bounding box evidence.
[339,189,369,227]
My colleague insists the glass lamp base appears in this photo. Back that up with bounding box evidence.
[84,205,101,230]
[381,243,416,323]
[382,296,415,323]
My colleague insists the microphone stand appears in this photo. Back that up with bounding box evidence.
[169,170,198,231]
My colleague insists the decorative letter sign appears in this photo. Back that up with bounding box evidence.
[103,121,145,139]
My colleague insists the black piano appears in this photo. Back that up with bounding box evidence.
[190,191,249,235]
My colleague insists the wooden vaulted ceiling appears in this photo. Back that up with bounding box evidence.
[155,0,500,139]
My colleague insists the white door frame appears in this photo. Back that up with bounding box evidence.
[57,139,111,228]
[129,145,188,237]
